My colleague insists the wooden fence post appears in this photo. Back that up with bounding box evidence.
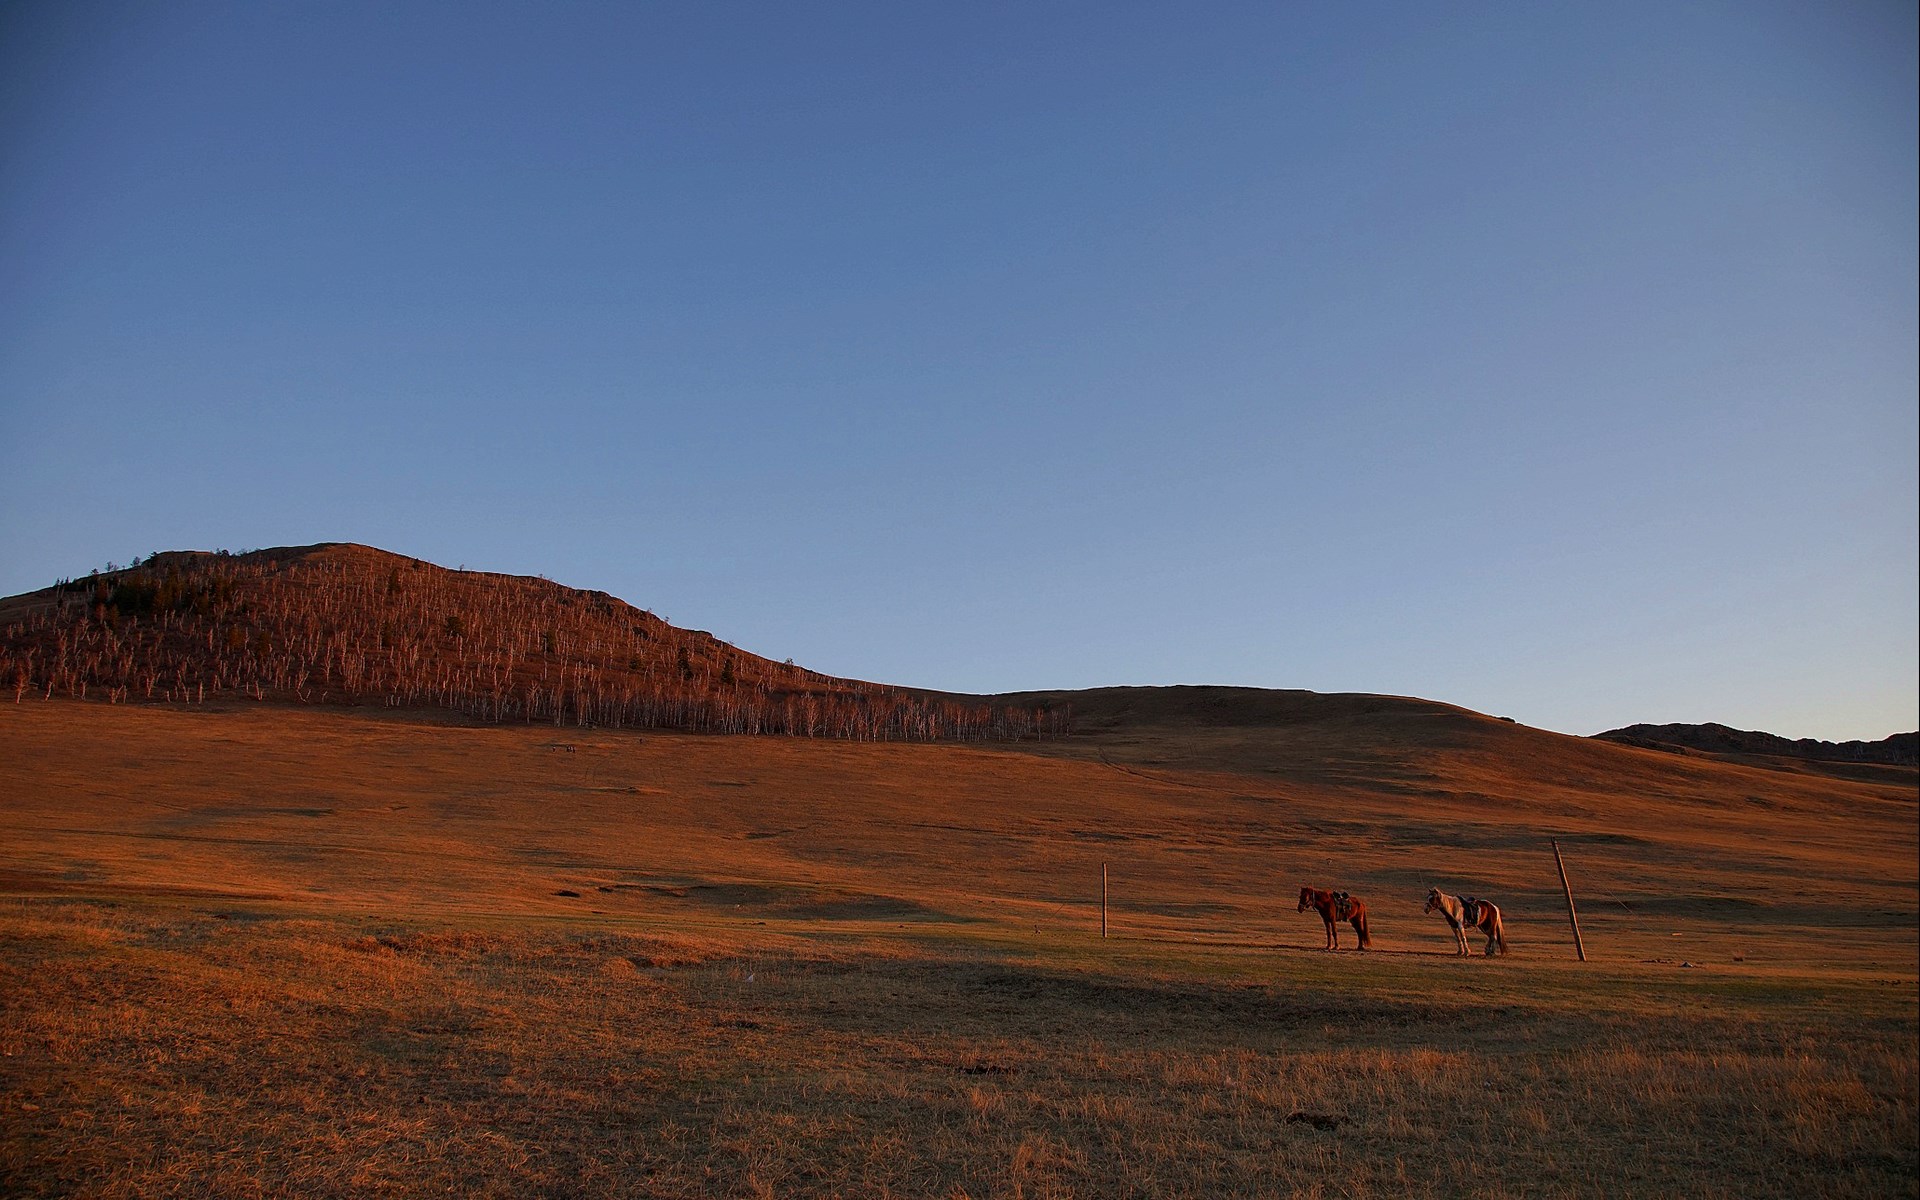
[1551,838,1588,962]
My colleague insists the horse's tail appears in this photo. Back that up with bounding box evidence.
[1355,906,1373,950]
[1489,909,1507,954]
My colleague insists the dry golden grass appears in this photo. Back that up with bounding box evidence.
[1,698,1915,1197]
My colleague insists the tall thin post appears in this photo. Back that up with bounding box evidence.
[1551,838,1587,962]
[1102,863,1108,939]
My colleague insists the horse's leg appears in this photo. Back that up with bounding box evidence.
[1453,919,1468,956]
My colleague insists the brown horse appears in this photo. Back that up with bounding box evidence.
[1298,886,1372,950]
[1424,888,1507,956]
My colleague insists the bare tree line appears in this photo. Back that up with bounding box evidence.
[0,546,1071,742]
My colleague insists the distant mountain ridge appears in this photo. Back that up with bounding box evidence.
[0,543,1063,741]
[1595,722,1918,767]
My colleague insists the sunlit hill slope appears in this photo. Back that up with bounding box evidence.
[0,543,1064,741]
[2,542,1912,973]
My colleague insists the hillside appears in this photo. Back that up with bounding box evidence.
[4,631,1916,1198]
[3,691,1913,963]
[1596,721,1919,767]
[4,697,1914,1198]
[0,543,1062,741]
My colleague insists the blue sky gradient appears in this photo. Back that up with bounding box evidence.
[3,2,1914,739]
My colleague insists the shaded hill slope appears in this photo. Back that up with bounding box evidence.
[0,543,1060,741]
[1596,722,1918,767]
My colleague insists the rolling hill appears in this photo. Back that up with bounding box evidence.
[2,547,1915,1197]
[1596,721,1918,767]
[0,543,1063,741]
[2,542,1913,951]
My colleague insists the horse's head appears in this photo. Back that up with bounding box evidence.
[1296,886,1313,912]
[1423,888,1442,914]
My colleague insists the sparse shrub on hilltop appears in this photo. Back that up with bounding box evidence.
[0,545,1067,741]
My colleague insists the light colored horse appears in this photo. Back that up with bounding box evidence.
[1424,887,1507,956]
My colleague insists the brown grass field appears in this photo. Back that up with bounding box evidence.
[2,693,1915,1197]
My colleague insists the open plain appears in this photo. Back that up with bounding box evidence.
[2,694,1915,1198]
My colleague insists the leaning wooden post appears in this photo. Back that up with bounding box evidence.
[1551,838,1588,962]
[1101,863,1109,939]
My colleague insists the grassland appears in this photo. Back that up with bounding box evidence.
[2,699,1915,1197]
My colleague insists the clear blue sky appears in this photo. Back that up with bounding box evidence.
[3,2,1914,740]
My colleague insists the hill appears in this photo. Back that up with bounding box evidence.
[1596,721,1918,767]
[0,543,1062,741]
[4,686,1914,972]
[3,639,1916,1194]
[2,694,1914,1196]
